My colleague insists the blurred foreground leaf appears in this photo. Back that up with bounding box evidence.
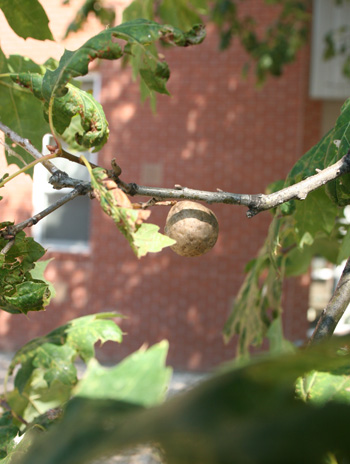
[15,338,350,464]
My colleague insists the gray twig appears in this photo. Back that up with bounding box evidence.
[123,151,350,217]
[3,185,89,236]
[309,257,350,345]
[0,120,59,175]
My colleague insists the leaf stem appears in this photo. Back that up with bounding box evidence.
[48,96,61,150]
[0,153,57,188]
[61,150,99,170]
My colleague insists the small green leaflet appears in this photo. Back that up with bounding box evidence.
[0,0,53,41]
[87,166,175,258]
[75,341,171,406]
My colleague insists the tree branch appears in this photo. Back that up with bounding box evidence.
[1,184,89,237]
[122,151,350,217]
[309,257,350,346]
[0,120,59,175]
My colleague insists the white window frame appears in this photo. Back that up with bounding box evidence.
[310,0,350,100]
[32,72,102,253]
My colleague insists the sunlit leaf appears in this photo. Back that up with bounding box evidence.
[0,0,53,40]
[75,341,171,406]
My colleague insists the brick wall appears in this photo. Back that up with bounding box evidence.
[0,0,322,369]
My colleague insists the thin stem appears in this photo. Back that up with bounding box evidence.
[0,120,59,175]
[48,96,61,149]
[309,257,350,345]
[0,153,57,188]
[60,149,99,169]
[0,137,26,164]
[8,186,87,235]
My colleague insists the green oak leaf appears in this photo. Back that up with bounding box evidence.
[65,312,124,362]
[32,343,77,387]
[158,0,208,30]
[266,317,295,355]
[223,217,284,357]
[0,230,51,314]
[0,51,50,173]
[6,313,123,424]
[42,19,205,105]
[296,366,350,405]
[64,0,116,38]
[30,259,56,300]
[10,74,109,153]
[285,99,350,207]
[0,0,53,40]
[122,0,155,22]
[133,223,176,257]
[75,341,171,406]
[293,187,339,242]
[0,412,19,460]
[3,281,51,314]
[9,313,123,379]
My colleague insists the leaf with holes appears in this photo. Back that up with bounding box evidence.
[10,74,109,153]
[6,313,123,424]
[0,230,51,314]
[42,19,205,105]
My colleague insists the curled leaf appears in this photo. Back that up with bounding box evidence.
[11,74,109,152]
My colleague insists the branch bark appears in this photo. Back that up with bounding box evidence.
[309,257,350,346]
[0,120,59,175]
[123,151,350,217]
[1,185,89,237]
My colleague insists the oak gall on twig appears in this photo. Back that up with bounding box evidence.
[164,201,219,257]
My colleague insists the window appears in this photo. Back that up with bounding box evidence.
[32,73,101,252]
[310,0,350,99]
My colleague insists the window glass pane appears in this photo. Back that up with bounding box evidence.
[41,193,91,243]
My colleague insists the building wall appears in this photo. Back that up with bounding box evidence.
[0,1,321,369]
